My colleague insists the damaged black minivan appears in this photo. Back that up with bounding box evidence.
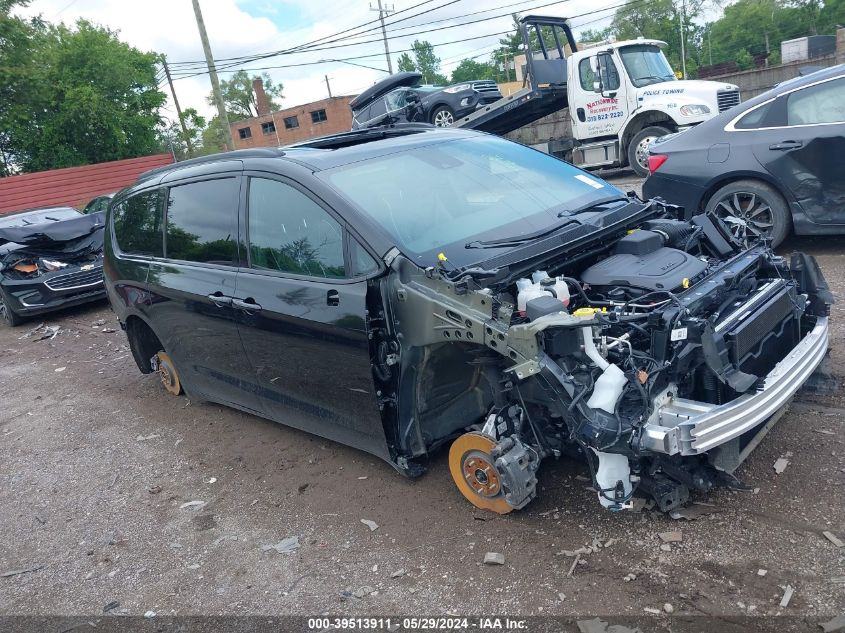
[105,126,831,514]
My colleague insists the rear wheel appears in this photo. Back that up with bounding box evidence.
[431,105,455,127]
[0,289,23,327]
[704,179,791,247]
[627,125,671,177]
[155,351,183,395]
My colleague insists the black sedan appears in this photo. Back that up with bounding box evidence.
[643,64,845,246]
[0,206,106,326]
[350,71,501,129]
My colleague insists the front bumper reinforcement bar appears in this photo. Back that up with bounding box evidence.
[640,317,829,455]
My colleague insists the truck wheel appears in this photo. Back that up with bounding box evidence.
[704,179,791,247]
[0,289,23,327]
[431,105,455,127]
[627,126,671,177]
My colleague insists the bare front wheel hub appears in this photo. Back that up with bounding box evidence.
[462,453,501,497]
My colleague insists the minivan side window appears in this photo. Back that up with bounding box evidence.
[112,190,163,256]
[247,177,346,279]
[164,178,239,265]
[786,77,845,125]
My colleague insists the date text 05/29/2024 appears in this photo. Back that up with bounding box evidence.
[307,617,529,630]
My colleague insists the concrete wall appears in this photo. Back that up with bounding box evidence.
[704,54,838,100]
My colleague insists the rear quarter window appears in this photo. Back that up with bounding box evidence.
[164,178,240,265]
[112,190,163,257]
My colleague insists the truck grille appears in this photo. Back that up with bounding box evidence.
[717,89,741,112]
[44,266,103,291]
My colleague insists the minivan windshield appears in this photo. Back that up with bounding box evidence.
[619,44,676,87]
[319,135,622,268]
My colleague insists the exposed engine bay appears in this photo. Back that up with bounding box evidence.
[0,211,105,279]
[369,199,832,513]
[0,212,106,321]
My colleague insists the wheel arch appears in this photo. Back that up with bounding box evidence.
[124,314,165,374]
[698,171,794,214]
[621,110,678,150]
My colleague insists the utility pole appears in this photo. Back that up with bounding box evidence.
[707,25,712,66]
[325,75,332,98]
[370,0,395,74]
[162,57,193,157]
[678,0,687,79]
[191,0,234,150]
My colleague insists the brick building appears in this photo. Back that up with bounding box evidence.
[229,79,354,149]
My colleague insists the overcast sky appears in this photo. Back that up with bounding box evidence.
[20,0,618,121]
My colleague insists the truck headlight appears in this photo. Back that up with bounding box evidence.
[680,104,711,117]
[443,84,471,93]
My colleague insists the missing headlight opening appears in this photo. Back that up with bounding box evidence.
[378,205,831,514]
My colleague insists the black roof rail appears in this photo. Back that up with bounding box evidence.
[288,123,434,150]
[137,147,287,182]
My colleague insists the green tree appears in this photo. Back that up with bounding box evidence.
[450,59,497,83]
[0,0,46,175]
[578,27,613,45]
[818,0,845,32]
[210,70,283,119]
[158,107,206,160]
[396,52,416,72]
[2,16,165,173]
[201,113,240,154]
[409,40,447,84]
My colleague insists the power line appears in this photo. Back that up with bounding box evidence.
[164,0,656,85]
[166,0,561,72]
[168,0,575,79]
[167,0,462,69]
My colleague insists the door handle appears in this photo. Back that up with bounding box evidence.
[576,108,586,122]
[231,297,262,312]
[207,292,232,307]
[769,140,803,151]
[327,290,340,307]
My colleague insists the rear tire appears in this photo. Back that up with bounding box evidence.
[0,288,23,326]
[431,105,455,127]
[627,126,671,177]
[704,179,791,247]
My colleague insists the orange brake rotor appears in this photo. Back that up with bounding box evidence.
[449,432,513,514]
[156,351,183,396]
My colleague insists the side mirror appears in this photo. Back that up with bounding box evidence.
[593,80,602,93]
[596,52,617,98]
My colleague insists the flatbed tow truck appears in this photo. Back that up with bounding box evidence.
[452,15,742,176]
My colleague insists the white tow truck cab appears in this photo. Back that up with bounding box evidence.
[455,16,741,176]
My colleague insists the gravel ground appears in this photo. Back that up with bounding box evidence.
[0,191,843,627]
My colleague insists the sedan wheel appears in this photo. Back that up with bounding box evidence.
[705,179,791,248]
[431,106,455,127]
[0,289,23,326]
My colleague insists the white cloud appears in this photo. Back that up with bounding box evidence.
[21,0,609,120]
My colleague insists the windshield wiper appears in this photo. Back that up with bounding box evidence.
[557,195,629,217]
[465,220,577,249]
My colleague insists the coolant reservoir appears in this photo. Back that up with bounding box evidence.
[593,450,632,509]
[517,278,551,313]
[586,364,627,413]
[532,271,571,307]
